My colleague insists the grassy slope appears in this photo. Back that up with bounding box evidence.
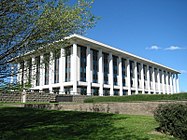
[84,93,187,103]
[0,107,175,140]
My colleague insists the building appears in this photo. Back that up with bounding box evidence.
[15,34,180,95]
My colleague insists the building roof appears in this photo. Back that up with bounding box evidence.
[68,34,180,74]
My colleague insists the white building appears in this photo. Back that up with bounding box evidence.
[16,34,180,95]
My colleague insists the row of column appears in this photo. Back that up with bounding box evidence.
[77,45,180,95]
[16,44,180,95]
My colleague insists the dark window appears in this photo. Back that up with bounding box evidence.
[103,53,109,84]
[65,47,71,82]
[103,88,110,96]
[130,61,134,78]
[123,90,127,95]
[53,87,60,94]
[44,53,50,85]
[149,67,152,81]
[164,71,166,84]
[64,86,72,94]
[35,56,40,86]
[113,56,118,85]
[54,51,60,83]
[92,49,98,83]
[79,87,87,95]
[122,58,126,86]
[154,68,157,82]
[143,65,147,80]
[27,58,32,84]
[20,61,24,86]
[92,87,99,96]
[80,46,87,82]
[114,89,119,96]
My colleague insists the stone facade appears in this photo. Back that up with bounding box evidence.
[24,101,187,116]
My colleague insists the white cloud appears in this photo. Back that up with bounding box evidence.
[146,45,160,50]
[165,46,184,51]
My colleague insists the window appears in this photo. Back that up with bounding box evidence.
[123,90,127,95]
[80,46,87,82]
[103,88,110,96]
[92,49,98,83]
[92,87,99,96]
[65,47,71,82]
[44,53,49,85]
[53,87,60,94]
[78,86,87,95]
[130,61,134,78]
[122,58,126,86]
[114,89,119,96]
[103,53,109,84]
[154,68,157,82]
[159,70,162,83]
[35,56,40,86]
[143,65,147,80]
[149,67,152,81]
[54,51,60,83]
[27,58,32,84]
[113,55,118,85]
[64,87,72,94]
[20,61,24,86]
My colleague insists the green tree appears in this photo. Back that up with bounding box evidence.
[0,0,97,88]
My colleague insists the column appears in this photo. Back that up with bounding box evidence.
[157,69,161,94]
[72,44,78,95]
[31,57,36,88]
[86,46,91,95]
[109,53,114,96]
[23,61,27,85]
[140,63,145,94]
[127,59,131,95]
[17,63,21,84]
[162,70,166,94]
[39,55,44,91]
[118,57,123,96]
[59,48,64,94]
[166,72,169,94]
[152,67,156,94]
[49,52,53,93]
[98,49,104,96]
[134,61,138,94]
[176,74,180,93]
[10,64,14,84]
[147,66,151,94]
[170,73,173,94]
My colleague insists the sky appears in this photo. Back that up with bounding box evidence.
[84,0,187,92]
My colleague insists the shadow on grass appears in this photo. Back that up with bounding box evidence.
[0,107,149,140]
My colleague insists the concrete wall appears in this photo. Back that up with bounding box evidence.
[0,93,56,103]
[24,101,187,116]
[0,93,21,102]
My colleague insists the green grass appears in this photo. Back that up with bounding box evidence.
[0,107,175,140]
[84,93,187,103]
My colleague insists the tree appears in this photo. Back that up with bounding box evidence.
[0,0,97,88]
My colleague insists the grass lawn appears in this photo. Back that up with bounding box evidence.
[0,107,175,140]
[84,93,187,103]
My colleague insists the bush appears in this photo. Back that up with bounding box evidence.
[84,93,187,103]
[154,103,187,140]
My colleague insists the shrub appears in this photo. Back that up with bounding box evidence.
[154,103,187,140]
[84,93,187,103]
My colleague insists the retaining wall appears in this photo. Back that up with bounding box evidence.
[24,101,187,116]
[0,93,56,103]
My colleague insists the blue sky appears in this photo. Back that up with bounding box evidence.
[84,0,187,92]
